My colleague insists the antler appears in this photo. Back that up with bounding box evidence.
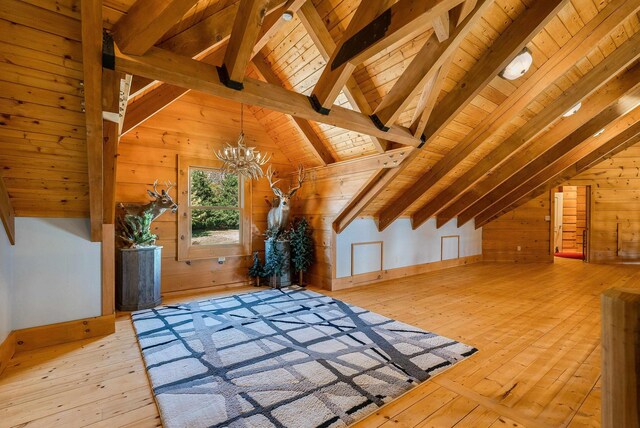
[288,165,305,196]
[164,181,175,194]
[152,179,159,196]
[265,165,283,196]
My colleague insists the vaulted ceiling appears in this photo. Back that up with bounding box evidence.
[2,0,640,237]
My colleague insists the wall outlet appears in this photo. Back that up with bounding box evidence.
[545,215,551,221]
[517,246,521,251]
[218,257,225,264]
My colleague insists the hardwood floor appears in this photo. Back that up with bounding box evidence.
[1,259,639,427]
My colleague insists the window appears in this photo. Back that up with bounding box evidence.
[178,156,252,261]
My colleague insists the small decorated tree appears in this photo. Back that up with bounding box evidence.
[263,243,285,288]
[290,217,314,286]
[248,252,264,287]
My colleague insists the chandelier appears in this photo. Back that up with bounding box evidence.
[215,104,270,180]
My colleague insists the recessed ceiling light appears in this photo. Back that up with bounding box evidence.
[499,47,533,81]
[282,10,294,21]
[594,128,605,137]
[562,102,582,117]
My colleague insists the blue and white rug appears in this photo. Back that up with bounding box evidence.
[132,287,476,428]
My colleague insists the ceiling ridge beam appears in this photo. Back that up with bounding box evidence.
[372,0,491,128]
[0,176,15,245]
[111,0,200,56]
[251,52,336,165]
[372,0,637,231]
[408,29,640,230]
[114,46,426,148]
[475,112,640,228]
[445,64,640,227]
[297,2,389,152]
[310,0,465,113]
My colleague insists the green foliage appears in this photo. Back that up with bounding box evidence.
[248,252,264,279]
[118,211,157,248]
[263,241,286,281]
[290,217,314,274]
[190,169,240,231]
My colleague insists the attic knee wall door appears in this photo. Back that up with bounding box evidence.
[335,218,482,278]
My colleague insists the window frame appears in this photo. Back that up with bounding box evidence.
[177,155,252,261]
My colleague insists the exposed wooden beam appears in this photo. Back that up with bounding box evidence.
[372,0,490,128]
[252,52,336,165]
[297,2,388,152]
[310,0,463,112]
[121,2,303,135]
[220,0,270,87]
[408,29,640,230]
[447,64,640,227]
[81,0,103,242]
[421,0,569,145]
[386,0,638,225]
[410,56,453,137]
[432,12,451,42]
[0,176,15,245]
[103,121,119,225]
[453,0,477,25]
[476,112,640,228]
[115,46,426,148]
[333,150,419,233]
[111,0,200,56]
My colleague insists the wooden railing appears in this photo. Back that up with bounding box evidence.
[601,288,640,428]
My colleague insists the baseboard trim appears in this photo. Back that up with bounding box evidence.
[331,255,482,291]
[13,314,116,353]
[0,331,16,376]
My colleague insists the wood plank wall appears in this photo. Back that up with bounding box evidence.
[561,186,578,251]
[482,194,553,263]
[566,144,640,262]
[291,166,376,289]
[483,144,640,263]
[0,0,89,217]
[116,92,293,293]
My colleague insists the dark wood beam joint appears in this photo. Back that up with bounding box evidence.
[309,94,331,115]
[418,134,427,148]
[216,64,244,90]
[102,31,115,71]
[370,114,390,132]
[332,9,392,70]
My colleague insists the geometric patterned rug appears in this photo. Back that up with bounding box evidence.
[132,287,477,428]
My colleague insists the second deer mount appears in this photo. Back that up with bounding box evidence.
[266,165,305,232]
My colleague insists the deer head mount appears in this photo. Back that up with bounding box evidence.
[266,165,305,232]
[119,180,178,221]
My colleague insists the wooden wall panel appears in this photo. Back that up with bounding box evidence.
[117,92,293,293]
[561,185,578,251]
[0,0,89,217]
[482,194,553,263]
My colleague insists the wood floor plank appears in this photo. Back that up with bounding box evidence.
[0,259,636,427]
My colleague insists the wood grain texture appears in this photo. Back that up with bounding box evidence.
[0,332,15,377]
[3,260,639,427]
[0,176,15,244]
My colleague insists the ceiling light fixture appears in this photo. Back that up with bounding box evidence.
[282,10,294,21]
[499,47,533,81]
[562,102,582,117]
[215,104,270,180]
[593,128,605,137]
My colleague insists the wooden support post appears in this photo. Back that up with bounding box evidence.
[0,176,15,245]
[101,223,115,315]
[601,288,640,428]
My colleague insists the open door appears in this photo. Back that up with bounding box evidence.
[554,192,564,253]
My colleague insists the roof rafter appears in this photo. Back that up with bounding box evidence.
[111,0,200,55]
[390,0,639,214]
[220,0,271,87]
[371,0,491,129]
[297,2,389,152]
[121,0,305,135]
[251,52,336,165]
[310,0,464,113]
[114,46,426,148]
[446,63,640,227]
[476,113,640,228]
[408,28,640,230]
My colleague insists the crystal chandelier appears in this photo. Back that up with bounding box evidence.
[215,104,270,180]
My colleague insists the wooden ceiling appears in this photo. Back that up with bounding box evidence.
[1,0,640,235]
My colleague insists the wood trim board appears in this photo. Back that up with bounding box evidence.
[440,235,460,261]
[0,331,16,377]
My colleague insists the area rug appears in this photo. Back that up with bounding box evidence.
[132,287,477,428]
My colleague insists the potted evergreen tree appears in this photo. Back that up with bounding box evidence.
[248,252,264,287]
[290,217,314,286]
[263,243,286,289]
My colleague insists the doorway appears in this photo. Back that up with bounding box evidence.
[553,185,590,261]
